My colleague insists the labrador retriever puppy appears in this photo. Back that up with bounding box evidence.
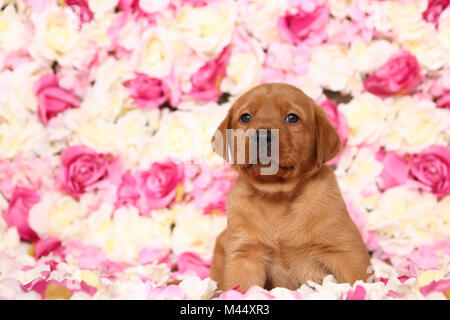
[210,83,372,291]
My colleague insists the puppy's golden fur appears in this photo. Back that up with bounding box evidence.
[210,83,372,291]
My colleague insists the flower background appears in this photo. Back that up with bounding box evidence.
[0,0,449,300]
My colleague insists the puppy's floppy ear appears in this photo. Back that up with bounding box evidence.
[211,107,233,161]
[313,102,340,168]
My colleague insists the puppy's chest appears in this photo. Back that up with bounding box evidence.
[250,201,310,245]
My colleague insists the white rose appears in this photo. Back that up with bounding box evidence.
[403,26,446,71]
[290,74,323,100]
[0,4,28,52]
[386,0,430,43]
[307,44,358,93]
[88,0,119,16]
[369,0,393,33]
[74,118,124,154]
[237,0,290,48]
[438,8,450,67]
[109,15,142,52]
[96,278,155,299]
[176,1,236,57]
[435,196,450,238]
[29,192,86,239]
[147,105,228,164]
[0,118,47,159]
[135,27,174,78]
[348,38,399,74]
[328,0,372,19]
[146,110,199,162]
[339,93,389,146]
[29,5,80,62]
[395,99,450,153]
[83,205,172,262]
[220,35,264,96]
[115,109,160,164]
[81,12,116,47]
[335,147,383,195]
[369,186,438,246]
[139,0,170,13]
[0,60,49,117]
[179,276,217,300]
[171,203,226,259]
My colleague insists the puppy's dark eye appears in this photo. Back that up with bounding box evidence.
[240,113,252,123]
[285,113,299,124]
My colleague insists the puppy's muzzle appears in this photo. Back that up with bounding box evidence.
[255,129,271,148]
[251,129,275,160]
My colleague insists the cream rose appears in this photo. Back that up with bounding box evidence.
[147,105,228,164]
[29,5,80,62]
[369,186,438,245]
[175,1,236,57]
[437,8,450,66]
[136,28,175,78]
[88,0,119,16]
[0,4,28,52]
[396,100,450,153]
[348,39,399,74]
[335,147,384,195]
[236,0,290,48]
[339,93,388,146]
[28,192,86,239]
[386,0,430,43]
[220,36,265,96]
[171,203,226,259]
[82,205,172,262]
[307,44,358,93]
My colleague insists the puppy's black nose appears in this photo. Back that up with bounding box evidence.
[256,129,271,146]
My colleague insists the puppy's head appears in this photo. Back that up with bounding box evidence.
[212,83,340,189]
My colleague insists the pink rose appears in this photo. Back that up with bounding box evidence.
[346,286,366,300]
[63,240,107,269]
[264,42,311,75]
[115,171,140,208]
[420,279,450,297]
[3,187,40,241]
[176,252,210,279]
[33,74,80,125]
[123,73,171,109]
[66,0,94,24]
[376,150,409,190]
[190,45,231,102]
[363,50,422,98]
[118,0,146,14]
[409,240,450,270]
[319,99,348,146]
[437,91,450,109]
[318,99,348,165]
[58,145,118,198]
[34,237,62,259]
[423,0,449,26]
[214,290,245,300]
[3,50,33,70]
[139,246,171,265]
[189,164,233,214]
[408,146,450,198]
[137,160,184,210]
[117,0,159,22]
[147,285,186,300]
[277,6,329,45]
